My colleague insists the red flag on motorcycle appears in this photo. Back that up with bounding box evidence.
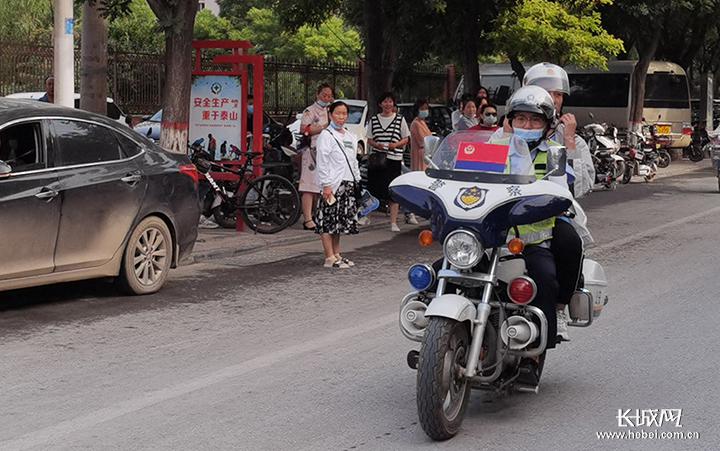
[454,142,510,172]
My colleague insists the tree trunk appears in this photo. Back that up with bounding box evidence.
[147,0,199,154]
[628,30,662,142]
[363,0,386,116]
[459,0,480,96]
[80,1,107,115]
[508,54,526,85]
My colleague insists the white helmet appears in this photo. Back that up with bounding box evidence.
[523,62,570,95]
[506,85,556,122]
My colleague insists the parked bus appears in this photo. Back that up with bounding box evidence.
[457,61,692,148]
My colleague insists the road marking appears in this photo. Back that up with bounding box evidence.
[588,204,720,255]
[0,312,398,450]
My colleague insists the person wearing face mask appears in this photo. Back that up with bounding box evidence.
[471,102,499,131]
[521,63,593,343]
[488,86,577,374]
[299,83,335,231]
[523,62,594,198]
[451,93,475,131]
[453,98,479,131]
[410,98,432,172]
[314,101,361,269]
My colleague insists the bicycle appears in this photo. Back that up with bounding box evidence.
[191,145,301,234]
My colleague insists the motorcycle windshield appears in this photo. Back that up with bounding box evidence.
[430,130,535,185]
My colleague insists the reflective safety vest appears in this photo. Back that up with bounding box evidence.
[492,136,558,245]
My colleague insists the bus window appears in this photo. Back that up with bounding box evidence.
[644,74,689,109]
[481,74,517,105]
[565,74,630,107]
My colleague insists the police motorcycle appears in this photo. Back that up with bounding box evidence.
[583,115,624,189]
[390,130,608,440]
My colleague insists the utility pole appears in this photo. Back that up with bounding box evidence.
[53,0,75,108]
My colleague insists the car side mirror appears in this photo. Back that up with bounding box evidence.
[546,146,567,177]
[0,160,11,178]
[424,135,440,157]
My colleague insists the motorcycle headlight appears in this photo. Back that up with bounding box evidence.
[443,230,482,269]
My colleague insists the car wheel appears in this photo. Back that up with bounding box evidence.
[116,216,172,295]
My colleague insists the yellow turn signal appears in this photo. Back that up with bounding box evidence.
[508,238,525,255]
[418,230,434,247]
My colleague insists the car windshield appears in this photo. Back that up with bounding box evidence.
[346,105,365,124]
[149,110,163,122]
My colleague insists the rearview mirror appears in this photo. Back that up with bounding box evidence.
[0,160,11,178]
[423,135,440,157]
[546,145,567,177]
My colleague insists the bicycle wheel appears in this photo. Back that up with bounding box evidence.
[238,174,301,234]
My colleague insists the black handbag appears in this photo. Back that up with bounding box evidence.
[368,150,388,170]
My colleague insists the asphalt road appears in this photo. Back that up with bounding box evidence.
[1,162,719,450]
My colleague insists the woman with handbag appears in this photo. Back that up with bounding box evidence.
[299,83,334,230]
[366,92,411,232]
[314,101,362,269]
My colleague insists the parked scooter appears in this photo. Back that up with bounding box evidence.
[686,122,710,162]
[643,123,672,169]
[582,119,624,189]
[620,131,658,183]
[392,131,608,441]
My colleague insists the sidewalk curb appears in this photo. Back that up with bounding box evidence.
[185,217,417,265]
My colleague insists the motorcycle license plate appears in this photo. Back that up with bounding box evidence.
[656,124,672,135]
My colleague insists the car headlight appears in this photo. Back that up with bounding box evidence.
[443,230,482,269]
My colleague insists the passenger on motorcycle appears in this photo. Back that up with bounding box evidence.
[489,85,579,345]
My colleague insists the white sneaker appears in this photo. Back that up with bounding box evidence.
[357,216,370,226]
[390,223,401,232]
[556,308,571,342]
[405,213,419,225]
[198,215,219,229]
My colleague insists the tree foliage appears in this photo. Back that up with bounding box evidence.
[493,0,624,70]
[108,0,164,53]
[0,0,53,43]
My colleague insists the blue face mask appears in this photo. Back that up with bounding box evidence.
[317,100,329,108]
[418,110,429,119]
[329,121,342,130]
[513,127,544,142]
[247,105,254,114]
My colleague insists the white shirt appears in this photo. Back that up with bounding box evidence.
[316,127,361,193]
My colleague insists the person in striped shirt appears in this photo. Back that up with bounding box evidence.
[366,92,412,232]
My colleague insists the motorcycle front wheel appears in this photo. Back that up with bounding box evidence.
[657,150,671,168]
[417,317,471,441]
[622,163,633,184]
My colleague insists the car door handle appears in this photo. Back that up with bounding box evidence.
[121,173,142,186]
[35,187,59,201]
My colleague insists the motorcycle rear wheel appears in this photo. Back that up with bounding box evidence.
[689,146,705,162]
[417,317,471,441]
[657,151,671,168]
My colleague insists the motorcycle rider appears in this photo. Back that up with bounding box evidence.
[489,85,578,356]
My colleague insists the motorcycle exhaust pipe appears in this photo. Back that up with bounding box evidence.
[500,316,539,350]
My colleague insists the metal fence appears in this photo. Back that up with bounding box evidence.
[0,42,453,116]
